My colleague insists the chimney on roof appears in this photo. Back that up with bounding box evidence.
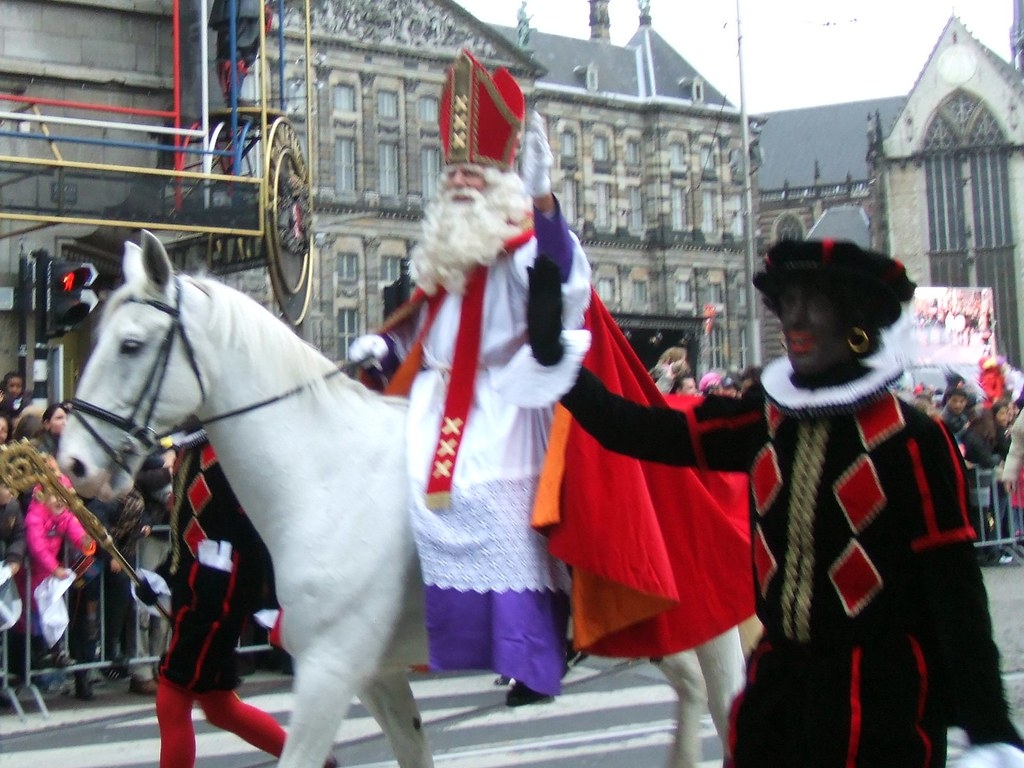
[589,0,611,41]
[638,0,652,28]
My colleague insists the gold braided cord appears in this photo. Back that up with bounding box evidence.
[779,419,830,642]
[168,448,194,577]
[0,440,170,620]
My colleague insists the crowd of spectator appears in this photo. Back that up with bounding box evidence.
[0,371,176,703]
[1,373,287,714]
[898,360,1024,565]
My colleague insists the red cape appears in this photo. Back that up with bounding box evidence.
[533,295,754,657]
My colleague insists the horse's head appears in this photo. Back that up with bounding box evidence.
[59,230,208,500]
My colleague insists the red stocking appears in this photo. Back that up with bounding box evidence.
[156,680,197,768]
[196,689,286,758]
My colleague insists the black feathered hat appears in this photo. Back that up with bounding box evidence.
[753,239,916,328]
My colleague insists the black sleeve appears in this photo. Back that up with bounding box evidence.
[914,542,1023,747]
[135,464,171,498]
[3,504,26,567]
[561,368,697,465]
[561,368,763,472]
[962,430,1000,468]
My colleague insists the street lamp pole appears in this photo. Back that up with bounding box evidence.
[736,0,762,365]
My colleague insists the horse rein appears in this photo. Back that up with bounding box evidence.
[71,276,346,476]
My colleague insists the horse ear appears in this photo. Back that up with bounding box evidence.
[139,230,173,289]
[122,240,145,285]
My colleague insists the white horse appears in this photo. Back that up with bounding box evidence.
[58,231,744,767]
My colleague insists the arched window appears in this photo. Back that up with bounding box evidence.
[923,90,1016,359]
[774,214,804,242]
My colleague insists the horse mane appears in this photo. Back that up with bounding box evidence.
[192,276,331,380]
[104,271,395,410]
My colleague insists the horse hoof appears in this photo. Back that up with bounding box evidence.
[505,681,554,707]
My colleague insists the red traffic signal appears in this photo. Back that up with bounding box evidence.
[49,260,98,335]
[60,267,93,292]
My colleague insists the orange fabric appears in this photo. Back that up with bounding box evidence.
[531,405,571,528]
[535,292,754,657]
[383,344,423,397]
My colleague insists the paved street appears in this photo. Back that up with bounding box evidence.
[1,563,1021,767]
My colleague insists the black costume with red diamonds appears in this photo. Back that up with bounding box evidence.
[560,372,1022,767]
[157,439,274,692]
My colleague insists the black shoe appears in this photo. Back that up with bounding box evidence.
[494,675,512,686]
[74,673,94,701]
[103,663,129,681]
[51,650,73,668]
[505,681,553,707]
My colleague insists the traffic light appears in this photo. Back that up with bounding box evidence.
[48,259,98,338]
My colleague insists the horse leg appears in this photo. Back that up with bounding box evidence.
[359,668,434,768]
[693,625,745,762]
[653,649,704,768]
[277,655,359,768]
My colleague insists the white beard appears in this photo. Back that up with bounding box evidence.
[411,168,531,295]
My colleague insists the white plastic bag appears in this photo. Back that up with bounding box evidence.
[33,572,75,648]
[0,564,22,631]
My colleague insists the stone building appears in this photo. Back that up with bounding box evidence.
[755,14,1024,367]
[755,98,903,248]
[753,97,903,360]
[0,0,758,398]
[303,0,757,373]
[878,16,1024,365]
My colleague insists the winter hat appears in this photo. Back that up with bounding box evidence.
[754,239,916,328]
[698,371,721,394]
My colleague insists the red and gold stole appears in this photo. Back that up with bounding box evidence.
[385,227,535,509]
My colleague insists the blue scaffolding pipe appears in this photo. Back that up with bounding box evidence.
[0,129,238,159]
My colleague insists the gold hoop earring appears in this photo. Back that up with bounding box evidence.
[848,327,870,355]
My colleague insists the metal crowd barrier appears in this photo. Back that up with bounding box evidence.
[967,466,1024,563]
[1,526,275,720]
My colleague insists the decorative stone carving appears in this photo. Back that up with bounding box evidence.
[285,0,500,56]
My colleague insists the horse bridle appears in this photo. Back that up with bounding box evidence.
[71,277,207,476]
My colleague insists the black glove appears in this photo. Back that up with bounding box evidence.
[527,254,565,366]
[135,578,159,607]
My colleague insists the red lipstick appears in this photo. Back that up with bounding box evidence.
[786,331,814,354]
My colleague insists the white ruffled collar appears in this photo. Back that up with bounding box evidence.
[760,307,918,418]
[760,352,903,418]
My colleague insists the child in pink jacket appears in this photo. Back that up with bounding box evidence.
[18,478,94,664]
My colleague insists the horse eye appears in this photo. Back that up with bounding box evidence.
[120,339,143,355]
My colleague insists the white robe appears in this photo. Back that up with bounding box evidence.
[393,235,591,593]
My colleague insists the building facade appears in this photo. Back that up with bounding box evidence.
[301,0,756,373]
[754,14,1024,367]
[877,16,1024,365]
[0,0,760,398]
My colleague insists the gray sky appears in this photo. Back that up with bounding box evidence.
[453,0,1014,112]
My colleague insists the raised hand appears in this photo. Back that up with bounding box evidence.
[520,111,553,199]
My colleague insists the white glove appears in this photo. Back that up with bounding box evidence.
[131,567,171,618]
[197,539,234,573]
[953,744,1024,768]
[348,334,388,367]
[520,111,553,198]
